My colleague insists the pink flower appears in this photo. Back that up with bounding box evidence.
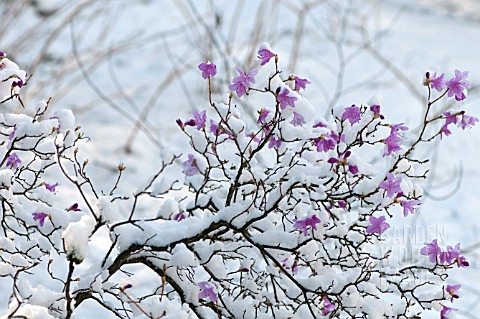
[321,296,335,316]
[384,133,402,156]
[257,108,270,124]
[229,67,257,97]
[420,239,441,263]
[293,76,310,91]
[293,215,321,236]
[8,126,16,140]
[277,88,297,109]
[341,105,361,125]
[44,182,59,193]
[446,284,461,302]
[290,112,305,127]
[379,173,402,198]
[429,72,446,92]
[268,136,282,149]
[440,304,457,319]
[370,104,384,119]
[446,69,470,101]
[182,154,199,176]
[366,215,390,235]
[67,203,81,212]
[400,199,421,217]
[6,153,21,169]
[32,212,49,227]
[257,48,275,66]
[198,281,217,303]
[460,113,478,130]
[198,62,217,79]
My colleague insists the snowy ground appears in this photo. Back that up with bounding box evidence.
[1,0,480,317]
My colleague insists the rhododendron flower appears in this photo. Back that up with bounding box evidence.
[44,182,59,193]
[321,296,335,316]
[172,212,185,222]
[446,69,470,101]
[379,173,402,198]
[370,104,384,119]
[257,48,275,66]
[420,239,442,263]
[440,304,457,319]
[277,88,297,109]
[182,154,199,176]
[229,67,257,97]
[32,212,48,227]
[268,136,282,149]
[293,215,321,236]
[384,133,402,156]
[6,153,21,169]
[198,62,217,79]
[293,76,310,91]
[8,126,16,140]
[429,72,446,92]
[210,120,232,138]
[290,112,305,126]
[257,108,269,124]
[446,284,461,302]
[341,105,361,125]
[67,203,81,212]
[401,199,421,217]
[314,131,338,153]
[460,113,478,130]
[198,281,217,303]
[366,215,390,235]
[390,123,409,135]
[192,110,207,130]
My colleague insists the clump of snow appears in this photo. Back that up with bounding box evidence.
[62,215,95,264]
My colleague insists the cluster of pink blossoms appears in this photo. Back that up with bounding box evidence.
[176,46,475,317]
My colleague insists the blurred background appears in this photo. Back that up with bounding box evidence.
[1,0,479,317]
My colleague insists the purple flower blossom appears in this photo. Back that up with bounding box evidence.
[257,108,269,124]
[293,215,321,236]
[460,113,478,130]
[198,62,217,79]
[172,212,185,222]
[290,112,305,126]
[429,72,446,92]
[379,173,402,198]
[229,67,258,97]
[257,48,275,66]
[293,76,310,91]
[44,182,59,193]
[277,88,297,109]
[446,284,461,302]
[67,203,81,212]
[314,131,338,153]
[401,199,421,217]
[312,121,327,128]
[193,110,207,130]
[321,296,335,316]
[420,239,442,263]
[349,165,359,175]
[12,79,23,88]
[198,281,218,303]
[182,154,199,176]
[32,212,48,227]
[446,69,470,101]
[210,120,232,138]
[384,133,402,156]
[440,304,457,319]
[268,136,282,149]
[390,123,409,135]
[341,105,361,125]
[8,126,16,140]
[366,215,390,235]
[370,104,384,119]
[6,153,21,169]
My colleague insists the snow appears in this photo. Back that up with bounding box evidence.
[62,215,96,264]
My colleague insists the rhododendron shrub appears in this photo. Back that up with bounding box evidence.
[0,47,474,318]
